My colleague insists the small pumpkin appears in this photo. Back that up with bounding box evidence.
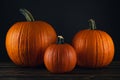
[5,9,57,66]
[72,19,114,68]
[44,36,77,73]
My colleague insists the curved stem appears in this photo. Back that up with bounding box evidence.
[19,8,35,21]
[88,19,96,30]
[57,36,64,44]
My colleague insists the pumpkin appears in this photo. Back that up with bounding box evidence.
[5,9,57,66]
[72,19,114,68]
[44,36,77,73]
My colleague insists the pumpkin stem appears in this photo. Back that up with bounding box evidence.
[19,8,35,21]
[57,36,64,44]
[88,19,96,30]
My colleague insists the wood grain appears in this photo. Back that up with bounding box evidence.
[0,61,120,80]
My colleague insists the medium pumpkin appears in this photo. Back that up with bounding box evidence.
[72,19,114,68]
[5,9,57,66]
[44,36,77,73]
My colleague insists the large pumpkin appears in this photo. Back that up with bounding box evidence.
[44,36,77,73]
[5,9,57,66]
[72,19,114,68]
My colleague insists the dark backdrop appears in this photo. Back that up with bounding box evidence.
[0,0,119,61]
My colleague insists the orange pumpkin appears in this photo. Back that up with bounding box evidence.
[5,9,57,66]
[44,36,77,73]
[72,19,114,68]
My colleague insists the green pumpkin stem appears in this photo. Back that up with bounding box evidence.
[19,8,35,21]
[57,36,64,44]
[88,19,96,30]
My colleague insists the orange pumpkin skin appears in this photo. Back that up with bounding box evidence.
[72,19,114,68]
[44,36,77,73]
[5,9,57,67]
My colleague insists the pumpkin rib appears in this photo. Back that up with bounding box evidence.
[47,46,53,71]
[15,24,24,64]
[74,31,83,66]
[101,31,113,67]
[19,24,28,65]
[104,33,110,66]
[8,27,15,63]
[108,36,114,63]
[6,26,14,63]
[95,31,100,67]
[65,44,71,71]
[103,32,109,66]
[98,31,106,67]
[59,45,64,72]
[24,24,31,66]
[48,45,56,72]
[90,31,97,67]
[25,24,29,65]
[24,23,30,66]
[104,32,114,66]
[56,45,60,72]
[84,31,89,67]
[26,23,33,66]
[81,30,88,66]
[86,30,96,67]
[18,23,32,66]
[67,44,77,71]
[51,45,59,72]
[50,45,55,72]
[78,30,88,66]
[84,30,91,67]
[95,31,101,67]
[99,31,105,67]
[6,25,20,64]
[98,31,105,67]
[17,24,24,65]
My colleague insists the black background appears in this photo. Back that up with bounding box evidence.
[0,0,120,61]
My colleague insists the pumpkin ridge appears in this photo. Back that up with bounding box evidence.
[67,44,76,71]
[103,32,110,66]
[26,23,31,66]
[21,24,29,66]
[78,30,87,66]
[18,24,24,65]
[50,45,55,72]
[104,33,110,66]
[57,45,62,72]
[95,31,99,67]
[67,45,70,71]
[7,25,19,64]
[98,31,105,67]
[52,45,57,72]
[86,30,95,67]
[96,31,103,67]
[83,31,89,67]
[104,32,114,66]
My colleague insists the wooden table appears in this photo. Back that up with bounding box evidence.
[0,61,120,80]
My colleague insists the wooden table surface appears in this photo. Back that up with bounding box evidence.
[0,61,120,80]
